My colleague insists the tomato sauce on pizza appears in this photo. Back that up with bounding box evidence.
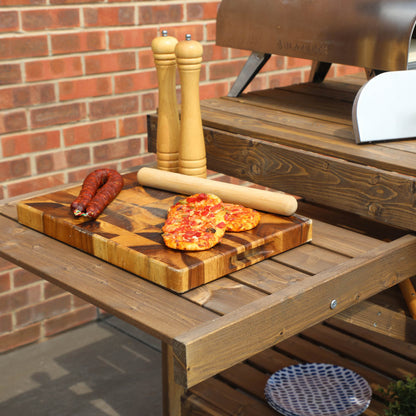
[162,193,227,251]
[223,203,261,232]
[162,193,261,251]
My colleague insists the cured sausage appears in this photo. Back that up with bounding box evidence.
[71,169,124,219]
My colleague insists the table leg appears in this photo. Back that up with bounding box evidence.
[162,342,185,416]
[399,279,416,319]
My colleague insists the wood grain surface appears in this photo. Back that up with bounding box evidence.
[2,198,414,390]
[172,233,416,387]
[182,318,416,416]
[147,74,416,231]
[16,171,312,293]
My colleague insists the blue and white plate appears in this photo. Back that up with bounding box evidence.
[264,363,372,416]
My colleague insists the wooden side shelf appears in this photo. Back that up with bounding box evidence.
[148,74,416,232]
[182,317,416,416]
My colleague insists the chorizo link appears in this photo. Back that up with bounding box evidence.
[71,169,124,219]
[71,170,107,213]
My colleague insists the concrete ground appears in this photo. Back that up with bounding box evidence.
[0,316,163,416]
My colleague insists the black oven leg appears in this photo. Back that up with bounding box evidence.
[228,52,271,97]
[309,61,332,83]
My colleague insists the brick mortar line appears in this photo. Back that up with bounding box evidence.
[2,2,209,18]
[0,92,153,119]
[0,111,151,143]
[1,20,217,36]
[1,131,148,163]
[1,147,150,186]
[1,0,212,6]
[0,66,294,93]
[0,39,217,66]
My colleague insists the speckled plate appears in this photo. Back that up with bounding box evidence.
[264,363,372,416]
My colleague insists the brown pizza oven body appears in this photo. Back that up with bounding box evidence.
[216,0,416,96]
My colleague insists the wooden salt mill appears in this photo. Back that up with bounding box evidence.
[175,34,207,178]
[151,30,180,172]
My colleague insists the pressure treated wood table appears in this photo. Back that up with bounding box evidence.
[1,74,416,415]
[1,176,415,415]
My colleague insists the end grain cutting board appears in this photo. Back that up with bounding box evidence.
[16,172,312,293]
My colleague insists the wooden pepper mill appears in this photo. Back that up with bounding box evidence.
[151,30,180,172]
[175,34,207,178]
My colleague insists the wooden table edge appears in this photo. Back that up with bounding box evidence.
[0,212,218,344]
[171,234,416,388]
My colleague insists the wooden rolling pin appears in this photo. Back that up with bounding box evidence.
[137,167,298,216]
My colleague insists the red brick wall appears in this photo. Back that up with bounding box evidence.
[0,0,361,353]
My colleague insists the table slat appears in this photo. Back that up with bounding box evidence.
[0,214,217,344]
[173,234,416,387]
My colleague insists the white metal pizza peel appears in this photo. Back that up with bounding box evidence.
[352,70,416,143]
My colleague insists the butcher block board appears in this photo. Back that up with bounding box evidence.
[16,172,312,293]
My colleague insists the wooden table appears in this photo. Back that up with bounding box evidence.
[2,74,416,415]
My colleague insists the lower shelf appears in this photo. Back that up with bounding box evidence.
[182,317,416,416]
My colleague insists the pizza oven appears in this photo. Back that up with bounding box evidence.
[216,0,416,96]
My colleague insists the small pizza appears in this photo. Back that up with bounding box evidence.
[162,193,223,233]
[162,224,226,251]
[162,193,227,251]
[162,193,261,251]
[223,203,261,232]
[165,193,222,220]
